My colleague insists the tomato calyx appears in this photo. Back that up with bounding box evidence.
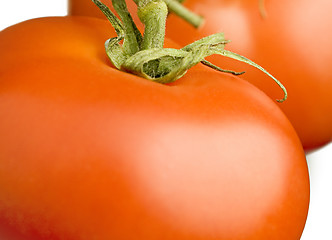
[114,33,247,83]
[93,0,287,102]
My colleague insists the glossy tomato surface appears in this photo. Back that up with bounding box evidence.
[0,17,309,240]
[68,0,332,150]
[164,0,332,151]
[68,0,142,27]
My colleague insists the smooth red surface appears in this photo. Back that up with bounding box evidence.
[164,0,332,150]
[69,0,332,150]
[0,17,309,240]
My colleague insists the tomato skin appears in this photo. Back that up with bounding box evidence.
[68,0,332,150]
[0,17,309,240]
[68,0,143,28]
[164,0,332,150]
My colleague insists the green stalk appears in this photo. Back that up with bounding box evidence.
[92,0,287,102]
[163,0,204,28]
[135,0,168,50]
[112,0,142,55]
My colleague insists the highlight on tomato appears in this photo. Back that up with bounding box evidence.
[1,1,309,240]
[68,0,332,151]
[166,0,332,151]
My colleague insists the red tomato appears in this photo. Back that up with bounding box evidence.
[68,0,332,151]
[164,0,332,151]
[0,17,309,239]
[68,0,142,27]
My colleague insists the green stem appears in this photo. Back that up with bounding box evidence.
[92,0,124,37]
[92,0,287,102]
[112,0,142,55]
[135,0,168,50]
[164,0,204,28]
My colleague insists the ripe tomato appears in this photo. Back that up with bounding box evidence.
[68,0,142,27]
[0,17,309,239]
[68,0,332,151]
[164,0,332,151]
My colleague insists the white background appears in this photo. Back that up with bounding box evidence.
[0,1,331,239]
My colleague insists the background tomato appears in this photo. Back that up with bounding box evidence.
[0,7,309,240]
[66,0,332,151]
[163,0,332,151]
[61,6,332,239]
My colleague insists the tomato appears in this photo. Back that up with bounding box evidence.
[0,16,309,239]
[165,0,332,151]
[68,0,142,27]
[68,0,332,151]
